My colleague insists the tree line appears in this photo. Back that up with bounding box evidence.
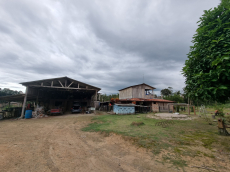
[0,88,21,97]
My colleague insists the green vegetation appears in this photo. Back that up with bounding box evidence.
[83,113,230,169]
[182,0,230,102]
[0,88,21,97]
[164,94,184,103]
[99,93,119,102]
[160,87,184,103]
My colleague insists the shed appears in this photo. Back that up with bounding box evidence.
[0,76,101,118]
[113,104,136,115]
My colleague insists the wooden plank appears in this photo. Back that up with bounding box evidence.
[59,80,64,87]
[20,86,28,118]
[68,81,74,87]
[78,83,79,88]
[41,82,43,86]
[95,90,97,101]
[51,81,53,87]
[29,85,96,90]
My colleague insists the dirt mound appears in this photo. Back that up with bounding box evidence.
[131,121,144,126]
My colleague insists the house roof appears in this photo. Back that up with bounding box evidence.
[20,76,101,90]
[119,98,174,103]
[118,83,156,91]
[115,103,137,106]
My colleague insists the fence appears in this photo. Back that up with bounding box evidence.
[99,105,113,112]
[159,106,169,112]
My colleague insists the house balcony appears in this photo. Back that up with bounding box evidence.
[144,94,154,99]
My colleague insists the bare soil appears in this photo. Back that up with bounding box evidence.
[0,114,174,172]
[147,113,193,120]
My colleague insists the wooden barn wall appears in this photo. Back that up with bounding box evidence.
[119,87,133,99]
[27,87,39,96]
[49,99,91,112]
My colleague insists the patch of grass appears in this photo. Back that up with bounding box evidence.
[182,131,216,149]
[82,113,230,168]
[174,147,183,154]
[162,154,187,169]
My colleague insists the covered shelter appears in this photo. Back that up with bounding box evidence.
[167,103,196,115]
[0,77,101,118]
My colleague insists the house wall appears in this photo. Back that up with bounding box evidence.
[119,87,133,99]
[152,103,159,112]
[119,84,155,99]
[144,94,154,99]
[132,85,144,98]
[113,105,135,114]
[158,102,168,107]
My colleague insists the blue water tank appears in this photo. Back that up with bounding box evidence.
[25,110,32,119]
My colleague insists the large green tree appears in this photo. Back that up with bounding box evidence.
[182,0,230,102]
[161,87,172,96]
[0,88,21,97]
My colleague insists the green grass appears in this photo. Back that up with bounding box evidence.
[82,113,230,169]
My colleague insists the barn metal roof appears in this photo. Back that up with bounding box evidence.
[0,94,37,101]
[20,76,101,90]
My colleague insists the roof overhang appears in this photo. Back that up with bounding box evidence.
[0,94,37,102]
[20,76,101,91]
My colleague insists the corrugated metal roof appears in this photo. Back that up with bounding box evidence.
[0,94,37,101]
[118,83,156,91]
[119,98,174,103]
[20,76,101,90]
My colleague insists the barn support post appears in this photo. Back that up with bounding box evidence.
[20,86,28,118]
[95,90,97,101]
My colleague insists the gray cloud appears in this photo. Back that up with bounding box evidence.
[0,0,220,95]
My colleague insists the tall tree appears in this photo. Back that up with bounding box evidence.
[0,88,21,97]
[182,0,230,102]
[161,87,172,96]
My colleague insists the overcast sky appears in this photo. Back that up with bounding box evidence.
[0,0,220,95]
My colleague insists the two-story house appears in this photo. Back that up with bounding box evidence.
[118,83,174,112]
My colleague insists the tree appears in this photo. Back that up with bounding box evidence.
[0,88,21,97]
[161,87,172,96]
[182,0,230,102]
[100,93,119,102]
[164,94,184,103]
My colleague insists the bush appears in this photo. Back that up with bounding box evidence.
[214,104,225,117]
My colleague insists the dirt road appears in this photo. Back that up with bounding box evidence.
[0,114,173,172]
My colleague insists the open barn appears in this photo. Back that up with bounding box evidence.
[0,77,100,118]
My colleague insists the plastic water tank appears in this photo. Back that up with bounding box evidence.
[25,110,32,119]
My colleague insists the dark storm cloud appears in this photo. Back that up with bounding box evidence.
[0,0,220,94]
